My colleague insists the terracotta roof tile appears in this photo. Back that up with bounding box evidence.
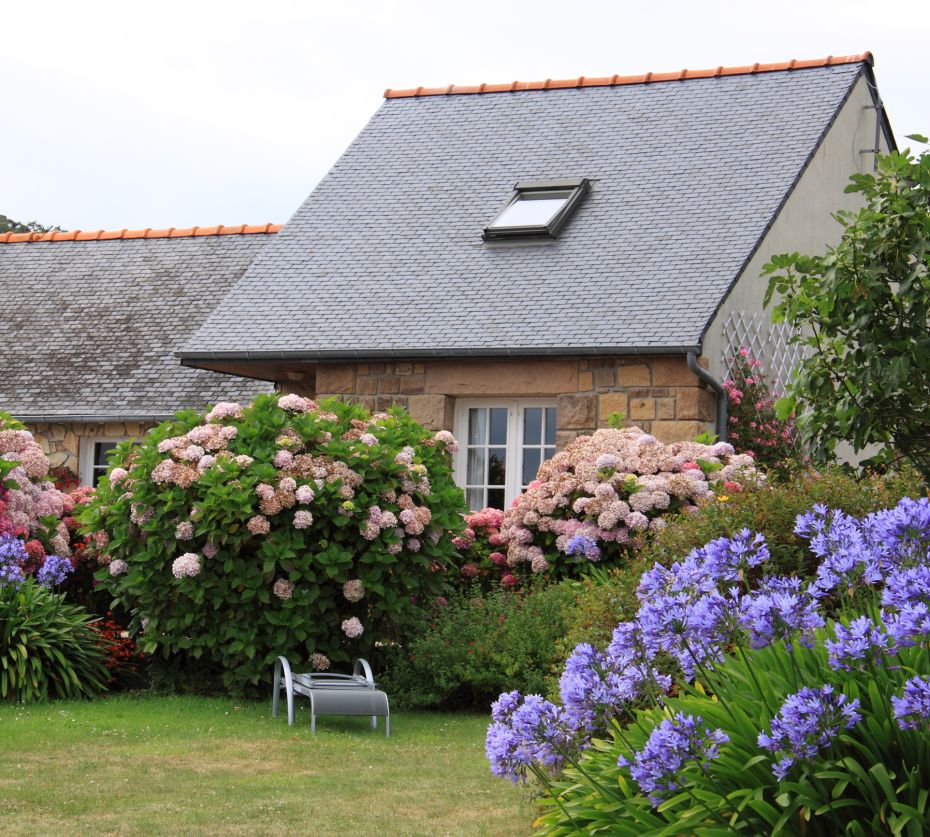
[0,223,282,244]
[383,52,872,99]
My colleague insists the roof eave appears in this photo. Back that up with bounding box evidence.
[179,344,704,364]
[14,413,175,424]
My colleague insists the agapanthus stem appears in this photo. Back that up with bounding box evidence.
[529,764,579,829]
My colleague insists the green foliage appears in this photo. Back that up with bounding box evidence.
[536,621,930,836]
[639,466,925,579]
[0,214,61,234]
[606,412,627,429]
[0,579,109,701]
[81,394,466,695]
[765,138,930,478]
[383,583,576,710]
[548,566,644,687]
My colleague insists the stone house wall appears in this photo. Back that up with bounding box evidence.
[27,420,154,477]
[303,355,717,448]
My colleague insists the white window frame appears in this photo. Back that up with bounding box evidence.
[79,437,130,486]
[453,398,557,510]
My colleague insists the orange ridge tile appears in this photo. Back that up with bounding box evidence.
[383,52,873,99]
[0,224,283,244]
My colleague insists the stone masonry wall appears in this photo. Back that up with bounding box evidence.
[27,421,154,477]
[312,355,717,448]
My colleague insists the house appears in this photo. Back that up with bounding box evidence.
[0,225,277,484]
[177,52,893,509]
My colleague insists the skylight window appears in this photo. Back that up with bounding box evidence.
[484,178,589,241]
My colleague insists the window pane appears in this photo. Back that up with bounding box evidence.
[95,442,118,467]
[488,448,507,485]
[467,448,486,486]
[522,448,541,485]
[523,407,542,444]
[487,488,505,510]
[489,408,508,445]
[544,446,556,462]
[545,408,557,445]
[468,408,486,445]
[466,487,485,511]
[490,195,569,228]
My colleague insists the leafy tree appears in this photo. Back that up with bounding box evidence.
[764,135,930,478]
[0,214,61,234]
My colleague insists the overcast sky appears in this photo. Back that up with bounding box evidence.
[3,0,928,231]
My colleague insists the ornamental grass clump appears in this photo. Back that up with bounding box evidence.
[498,426,761,580]
[488,496,930,835]
[82,394,465,693]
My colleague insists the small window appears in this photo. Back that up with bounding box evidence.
[484,178,590,241]
[79,437,133,486]
[454,399,558,510]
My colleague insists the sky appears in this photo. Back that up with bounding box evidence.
[2,0,928,231]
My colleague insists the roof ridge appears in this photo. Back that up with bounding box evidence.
[384,52,873,99]
[0,223,283,244]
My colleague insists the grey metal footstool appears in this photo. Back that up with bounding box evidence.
[272,655,390,736]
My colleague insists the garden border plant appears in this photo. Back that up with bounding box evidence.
[82,394,466,694]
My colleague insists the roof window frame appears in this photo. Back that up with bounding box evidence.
[483,178,590,242]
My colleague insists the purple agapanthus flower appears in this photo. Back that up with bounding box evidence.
[486,692,575,783]
[738,577,824,650]
[758,685,861,780]
[883,602,930,649]
[565,534,601,562]
[882,565,930,610]
[796,506,884,594]
[0,534,27,589]
[825,615,891,671]
[698,529,771,583]
[637,554,717,601]
[637,591,733,680]
[865,497,930,569]
[36,555,73,589]
[618,713,729,806]
[892,676,930,731]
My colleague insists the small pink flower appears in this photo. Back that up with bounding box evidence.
[293,510,313,529]
[310,653,330,671]
[175,521,194,540]
[359,433,378,446]
[341,617,364,638]
[108,559,128,576]
[274,450,294,468]
[205,402,244,422]
[247,515,270,535]
[343,579,365,602]
[296,485,315,504]
[109,467,129,486]
[273,578,294,599]
[171,553,201,578]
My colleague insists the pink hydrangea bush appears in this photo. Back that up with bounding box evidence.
[450,507,518,588]
[497,426,761,578]
[81,394,466,693]
[0,412,73,564]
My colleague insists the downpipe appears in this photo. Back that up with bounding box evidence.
[687,351,728,442]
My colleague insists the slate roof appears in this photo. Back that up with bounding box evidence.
[0,230,277,420]
[183,55,875,361]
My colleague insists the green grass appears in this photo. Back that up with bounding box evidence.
[0,694,536,836]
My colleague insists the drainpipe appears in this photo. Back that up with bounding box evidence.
[687,352,728,442]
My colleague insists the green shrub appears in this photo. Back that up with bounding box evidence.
[383,582,575,710]
[0,579,109,701]
[81,395,466,695]
[639,466,926,578]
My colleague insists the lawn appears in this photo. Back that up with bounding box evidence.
[0,694,535,836]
